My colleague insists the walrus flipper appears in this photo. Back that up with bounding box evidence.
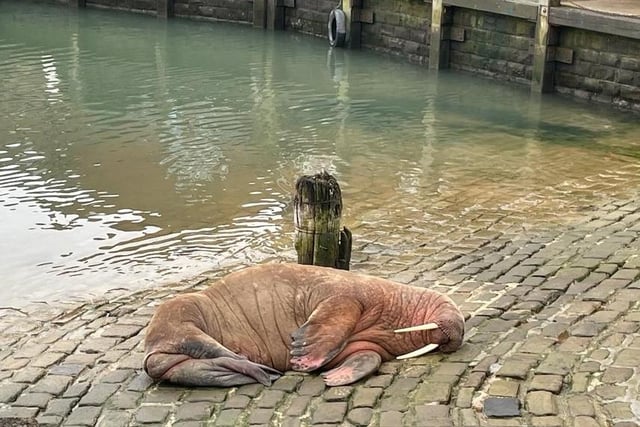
[159,356,281,387]
[290,297,362,372]
[321,350,382,386]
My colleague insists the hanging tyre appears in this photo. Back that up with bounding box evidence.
[328,8,346,48]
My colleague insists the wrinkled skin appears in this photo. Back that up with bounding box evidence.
[144,263,465,387]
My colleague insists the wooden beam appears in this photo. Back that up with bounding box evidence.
[549,7,640,41]
[531,0,560,93]
[429,0,452,70]
[156,0,174,19]
[70,0,86,7]
[267,0,285,30]
[443,0,538,21]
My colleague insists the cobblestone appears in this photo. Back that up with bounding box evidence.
[2,194,640,426]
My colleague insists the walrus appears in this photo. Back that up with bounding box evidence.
[143,263,465,387]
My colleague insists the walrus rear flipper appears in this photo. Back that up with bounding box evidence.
[158,355,282,387]
[321,350,382,386]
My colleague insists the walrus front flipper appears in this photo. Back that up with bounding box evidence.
[321,350,382,386]
[290,298,362,372]
[161,356,282,387]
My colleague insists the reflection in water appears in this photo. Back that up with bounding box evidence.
[0,1,639,306]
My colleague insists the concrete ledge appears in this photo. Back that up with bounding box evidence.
[550,7,640,40]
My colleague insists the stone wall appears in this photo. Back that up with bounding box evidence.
[86,0,157,14]
[285,0,335,36]
[361,0,431,64]
[449,8,535,85]
[174,0,253,23]
[555,28,640,110]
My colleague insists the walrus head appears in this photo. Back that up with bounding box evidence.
[393,303,466,359]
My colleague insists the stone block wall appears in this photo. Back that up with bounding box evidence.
[285,0,336,36]
[361,0,431,64]
[449,8,535,85]
[555,28,640,110]
[173,0,253,23]
[86,0,157,14]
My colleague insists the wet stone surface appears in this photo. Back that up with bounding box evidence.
[2,195,640,426]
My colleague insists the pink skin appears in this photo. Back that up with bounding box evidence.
[144,263,465,387]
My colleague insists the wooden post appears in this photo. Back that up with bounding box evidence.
[267,0,285,30]
[343,0,363,49]
[531,0,560,93]
[70,0,86,7]
[294,172,352,270]
[429,0,452,70]
[157,0,174,19]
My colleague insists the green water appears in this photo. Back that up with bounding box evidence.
[1,1,639,306]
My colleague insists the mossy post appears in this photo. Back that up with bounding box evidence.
[294,172,352,270]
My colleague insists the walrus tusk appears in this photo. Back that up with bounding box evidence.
[394,323,439,333]
[396,343,439,360]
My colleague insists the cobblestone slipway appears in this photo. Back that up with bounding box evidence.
[1,193,640,427]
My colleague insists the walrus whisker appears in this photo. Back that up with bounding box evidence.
[396,343,439,360]
[394,323,439,333]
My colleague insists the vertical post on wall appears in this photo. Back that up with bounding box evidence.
[267,0,285,30]
[531,0,560,93]
[429,0,451,70]
[343,0,362,49]
[157,0,174,19]
[70,0,86,7]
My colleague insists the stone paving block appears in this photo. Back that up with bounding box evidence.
[134,405,170,424]
[143,386,185,403]
[78,383,119,406]
[30,375,73,396]
[557,336,592,353]
[456,387,474,408]
[236,383,264,397]
[297,376,326,395]
[484,397,520,418]
[95,409,131,427]
[489,380,519,397]
[536,353,576,376]
[284,395,312,417]
[527,391,557,416]
[0,407,40,419]
[312,402,347,424]
[412,404,452,426]
[44,397,77,417]
[107,390,141,409]
[11,367,45,384]
[0,383,27,403]
[601,366,633,384]
[247,408,274,425]
[65,406,102,426]
[595,384,626,400]
[99,368,134,383]
[614,348,640,367]
[271,375,303,392]
[605,402,635,420]
[101,324,143,338]
[571,322,606,337]
[531,416,564,427]
[255,389,285,408]
[36,414,63,426]
[31,353,66,369]
[348,407,373,426]
[379,410,404,427]
[13,392,52,409]
[48,363,85,377]
[62,381,90,399]
[322,386,353,402]
[497,356,538,379]
[224,394,251,409]
[464,372,486,389]
[568,395,595,416]
[519,336,555,354]
[214,409,242,426]
[413,381,452,404]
